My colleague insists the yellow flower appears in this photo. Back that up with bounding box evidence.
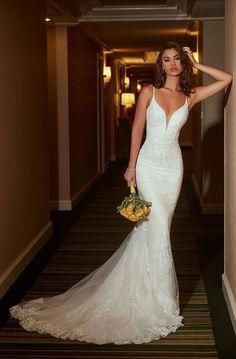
[117,180,152,222]
[143,206,150,215]
[135,208,144,217]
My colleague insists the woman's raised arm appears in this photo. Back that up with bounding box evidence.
[183,47,232,108]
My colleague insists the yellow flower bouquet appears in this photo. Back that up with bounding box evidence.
[117,181,152,222]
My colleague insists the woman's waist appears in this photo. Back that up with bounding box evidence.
[139,140,181,154]
[143,136,179,145]
[137,142,183,169]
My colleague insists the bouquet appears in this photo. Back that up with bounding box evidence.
[117,180,152,222]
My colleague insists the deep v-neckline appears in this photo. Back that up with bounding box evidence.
[153,88,188,131]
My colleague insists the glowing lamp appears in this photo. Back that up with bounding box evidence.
[121,93,135,106]
[137,83,141,92]
[103,66,111,82]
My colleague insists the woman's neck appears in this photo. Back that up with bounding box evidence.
[164,76,181,92]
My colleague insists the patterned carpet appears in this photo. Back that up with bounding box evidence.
[0,150,220,358]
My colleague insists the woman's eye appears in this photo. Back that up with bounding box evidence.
[163,59,169,62]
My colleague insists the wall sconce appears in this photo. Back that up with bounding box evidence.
[137,83,141,92]
[121,92,135,107]
[103,66,111,83]
[124,75,130,89]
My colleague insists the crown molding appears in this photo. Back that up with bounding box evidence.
[78,0,191,22]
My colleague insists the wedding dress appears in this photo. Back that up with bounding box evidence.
[10,85,189,345]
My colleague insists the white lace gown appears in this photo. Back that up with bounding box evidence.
[10,86,189,345]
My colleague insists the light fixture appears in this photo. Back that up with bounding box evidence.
[45,18,51,22]
[137,83,141,92]
[143,51,159,63]
[121,93,135,107]
[124,75,130,88]
[103,66,111,83]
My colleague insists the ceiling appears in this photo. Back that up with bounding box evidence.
[46,0,224,66]
[47,0,224,20]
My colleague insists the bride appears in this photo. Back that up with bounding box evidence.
[10,41,232,345]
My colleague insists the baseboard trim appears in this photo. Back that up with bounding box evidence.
[71,172,102,209]
[0,221,53,298]
[191,173,224,214]
[222,272,236,335]
[180,141,193,148]
[50,173,102,211]
[50,200,72,211]
[201,203,224,214]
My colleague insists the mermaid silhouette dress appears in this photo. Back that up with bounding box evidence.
[10,85,189,345]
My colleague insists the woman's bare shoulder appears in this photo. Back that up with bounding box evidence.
[138,84,153,104]
[140,84,153,95]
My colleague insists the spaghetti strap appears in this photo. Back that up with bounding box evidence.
[152,85,155,97]
[185,95,189,110]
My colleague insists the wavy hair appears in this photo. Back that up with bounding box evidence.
[154,41,195,96]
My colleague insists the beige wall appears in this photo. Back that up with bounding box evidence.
[191,21,225,214]
[47,25,102,210]
[47,27,71,209]
[201,21,225,212]
[0,1,52,297]
[68,26,101,204]
[223,0,236,335]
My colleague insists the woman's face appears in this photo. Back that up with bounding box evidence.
[161,48,183,76]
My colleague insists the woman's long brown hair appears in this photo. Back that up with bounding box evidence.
[154,41,195,96]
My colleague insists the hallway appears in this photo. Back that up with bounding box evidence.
[1,1,236,358]
[0,149,235,358]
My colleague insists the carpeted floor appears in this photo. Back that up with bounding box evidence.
[0,149,235,359]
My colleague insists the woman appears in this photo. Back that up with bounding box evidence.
[10,41,232,345]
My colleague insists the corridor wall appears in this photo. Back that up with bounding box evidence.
[0,1,52,297]
[68,26,100,203]
[47,25,102,210]
[201,21,225,213]
[223,0,236,335]
[191,21,225,214]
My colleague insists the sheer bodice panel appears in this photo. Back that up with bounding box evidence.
[136,90,189,173]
